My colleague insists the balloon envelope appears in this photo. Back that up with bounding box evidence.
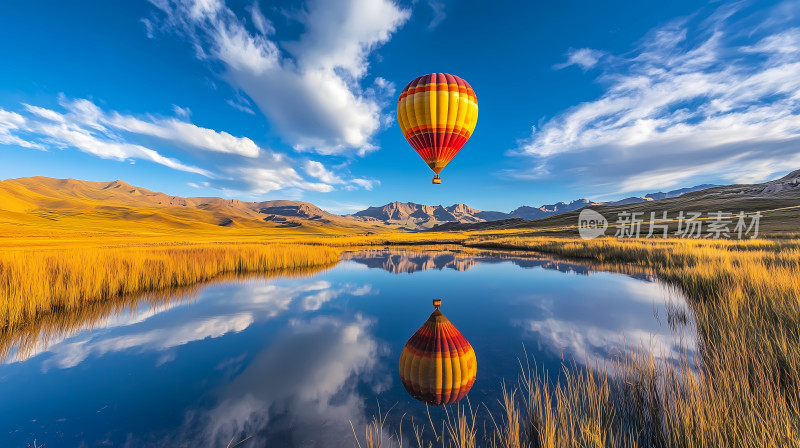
[398,300,477,405]
[397,73,478,179]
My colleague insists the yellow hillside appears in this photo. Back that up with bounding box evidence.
[0,176,391,247]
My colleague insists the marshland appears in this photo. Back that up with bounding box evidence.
[2,234,799,447]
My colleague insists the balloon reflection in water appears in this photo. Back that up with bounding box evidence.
[398,299,477,405]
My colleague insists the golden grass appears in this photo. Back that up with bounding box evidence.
[362,236,800,447]
[0,266,333,362]
[0,243,340,331]
[466,237,800,298]
[376,350,799,447]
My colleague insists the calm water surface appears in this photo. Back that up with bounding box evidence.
[0,250,695,447]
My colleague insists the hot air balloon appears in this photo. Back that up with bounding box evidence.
[397,73,478,184]
[398,299,477,405]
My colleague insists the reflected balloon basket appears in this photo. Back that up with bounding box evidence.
[398,299,477,406]
[400,376,476,406]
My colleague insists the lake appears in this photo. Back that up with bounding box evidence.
[0,248,695,447]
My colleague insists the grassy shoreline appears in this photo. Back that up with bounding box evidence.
[0,243,340,331]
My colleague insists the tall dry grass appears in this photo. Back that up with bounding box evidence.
[362,237,800,447]
[0,243,340,331]
[390,349,799,447]
[467,237,800,404]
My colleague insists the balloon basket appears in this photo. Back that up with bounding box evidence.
[432,176,441,184]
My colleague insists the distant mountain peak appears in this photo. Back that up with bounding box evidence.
[761,170,800,194]
[350,184,722,227]
[351,201,493,228]
[447,203,479,215]
[779,169,800,181]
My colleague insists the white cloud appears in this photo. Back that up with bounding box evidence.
[304,160,344,184]
[148,0,410,156]
[426,0,447,29]
[0,109,43,149]
[33,120,214,176]
[23,104,66,123]
[106,112,260,157]
[0,109,27,128]
[4,99,224,176]
[348,178,376,191]
[315,201,371,214]
[230,165,334,194]
[172,104,192,118]
[34,96,261,158]
[5,97,279,175]
[554,48,605,70]
[225,97,254,115]
[285,0,408,80]
[512,4,800,193]
[302,160,377,191]
[247,1,274,36]
[2,97,376,194]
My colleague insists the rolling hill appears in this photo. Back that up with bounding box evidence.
[0,176,383,236]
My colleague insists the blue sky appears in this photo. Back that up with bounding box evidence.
[1,0,799,213]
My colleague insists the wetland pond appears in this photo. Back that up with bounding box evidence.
[0,249,696,447]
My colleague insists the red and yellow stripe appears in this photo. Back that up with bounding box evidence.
[398,307,477,405]
[397,73,478,174]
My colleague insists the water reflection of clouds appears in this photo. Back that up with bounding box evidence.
[513,280,696,366]
[164,314,388,448]
[45,313,255,370]
[517,318,685,362]
[31,279,372,370]
[6,299,188,364]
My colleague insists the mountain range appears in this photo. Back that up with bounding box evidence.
[1,173,797,234]
[347,184,718,228]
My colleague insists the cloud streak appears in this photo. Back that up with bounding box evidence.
[426,0,447,29]
[34,278,374,369]
[512,3,800,193]
[0,110,43,150]
[6,100,213,176]
[1,96,375,195]
[554,48,605,70]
